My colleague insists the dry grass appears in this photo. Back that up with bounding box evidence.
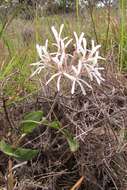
[0,69,127,190]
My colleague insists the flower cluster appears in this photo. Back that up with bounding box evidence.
[31,24,105,95]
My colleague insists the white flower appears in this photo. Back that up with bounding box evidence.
[31,24,105,95]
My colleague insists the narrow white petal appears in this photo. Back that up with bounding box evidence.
[63,37,69,41]
[77,60,82,75]
[71,80,76,94]
[60,39,65,50]
[37,67,45,74]
[30,69,39,77]
[36,44,43,59]
[77,80,86,95]
[42,46,48,56]
[63,72,75,80]
[46,73,60,85]
[74,32,79,45]
[30,61,43,66]
[91,40,95,49]
[79,32,84,46]
[83,37,87,50]
[79,78,92,89]
[97,67,105,70]
[83,64,93,81]
[72,65,78,75]
[51,26,59,44]
[65,39,73,48]
[31,67,43,77]
[52,43,59,48]
[57,75,62,91]
[92,72,101,85]
[52,56,59,64]
[60,52,65,63]
[90,45,101,57]
[45,39,48,50]
[93,69,105,81]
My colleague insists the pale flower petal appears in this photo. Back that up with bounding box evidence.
[57,75,62,91]
[51,26,59,44]
[72,65,78,75]
[79,79,92,89]
[71,80,76,94]
[65,39,73,48]
[77,80,86,95]
[36,44,43,59]
[46,73,61,85]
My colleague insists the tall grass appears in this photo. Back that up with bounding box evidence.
[76,0,79,18]
[119,0,127,71]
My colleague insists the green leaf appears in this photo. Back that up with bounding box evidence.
[20,111,43,134]
[45,119,79,152]
[62,129,79,152]
[0,140,38,161]
[49,121,60,129]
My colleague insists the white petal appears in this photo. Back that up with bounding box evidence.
[57,75,62,91]
[91,40,95,49]
[79,78,92,89]
[63,72,75,80]
[30,67,44,77]
[45,39,48,50]
[83,64,93,81]
[51,26,59,44]
[82,37,87,56]
[74,32,78,45]
[36,44,43,59]
[63,37,69,41]
[30,61,43,66]
[65,39,73,48]
[77,80,86,95]
[52,56,59,64]
[60,39,65,50]
[42,46,48,56]
[90,44,101,57]
[77,60,82,75]
[72,65,78,75]
[92,72,101,85]
[71,80,76,94]
[83,37,87,50]
[46,73,61,85]
[79,32,84,46]
[60,52,65,63]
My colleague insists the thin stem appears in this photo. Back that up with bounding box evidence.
[88,1,99,43]
[104,1,111,53]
